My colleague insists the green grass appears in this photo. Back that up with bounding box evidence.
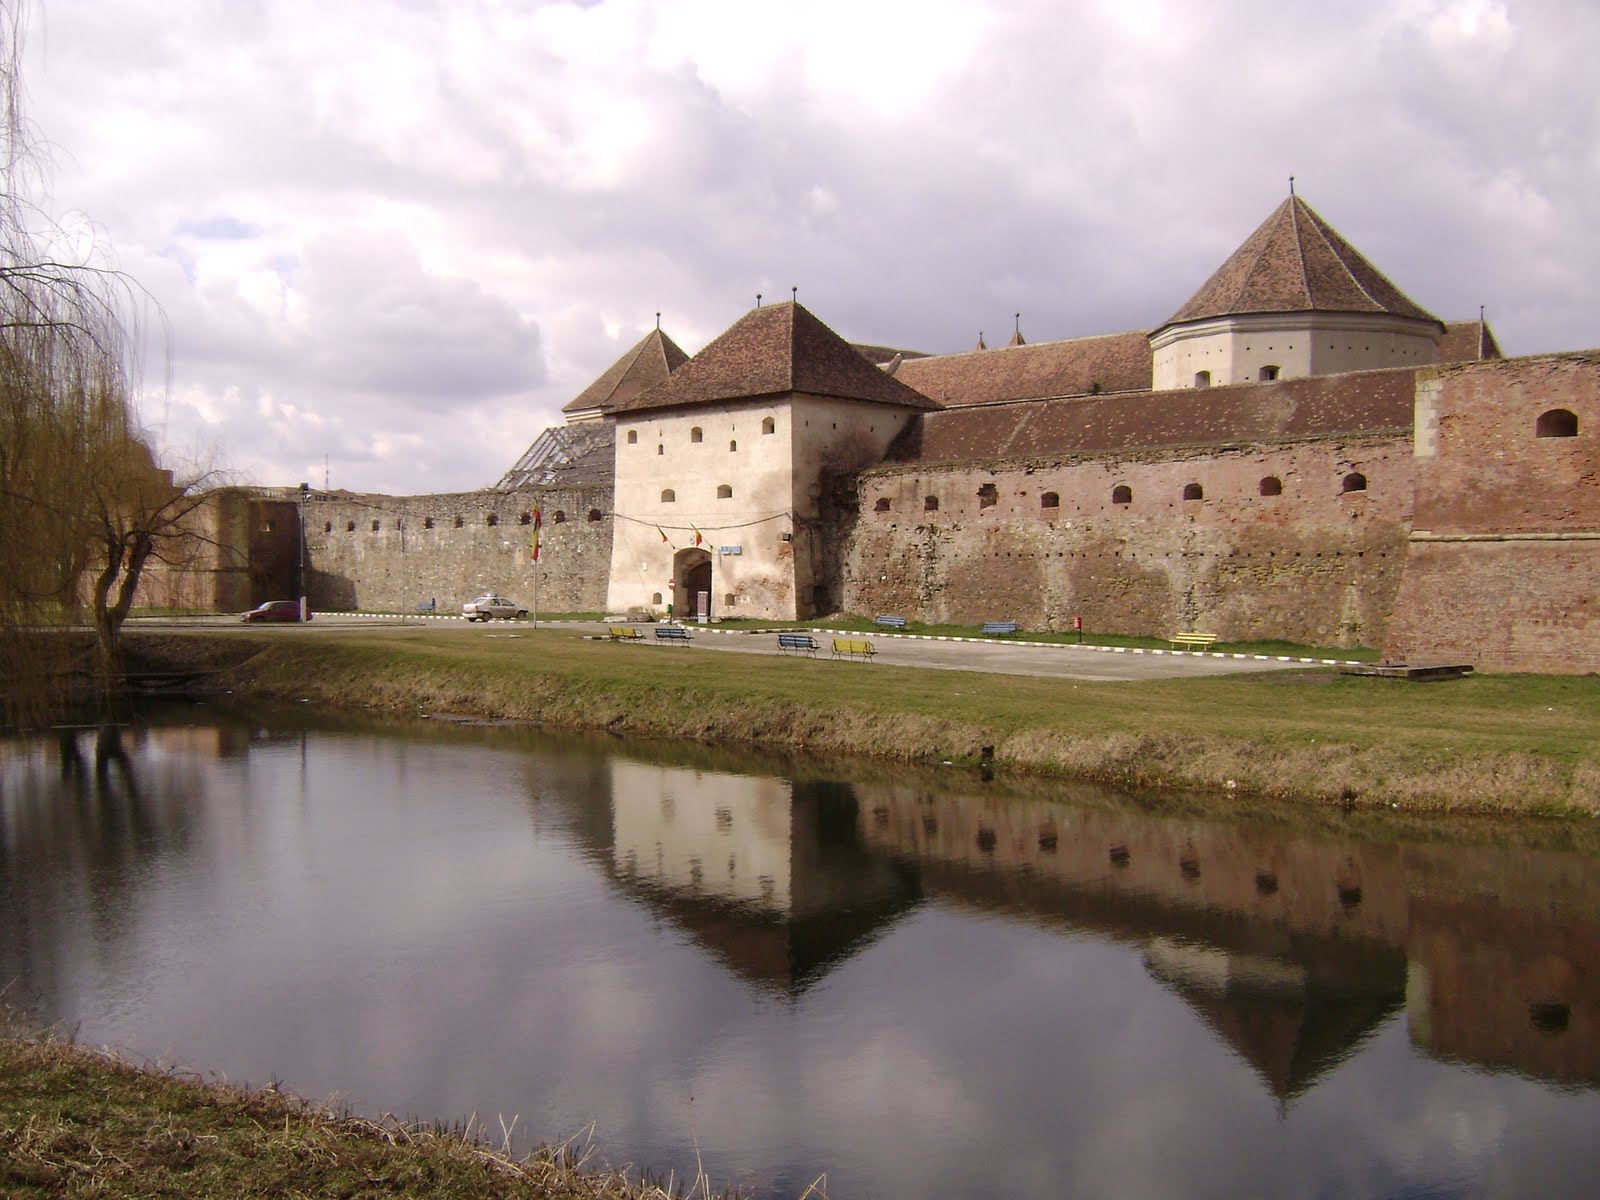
[132,625,1600,816]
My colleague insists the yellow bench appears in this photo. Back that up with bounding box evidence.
[608,625,644,641]
[1169,632,1218,651]
[832,637,876,661]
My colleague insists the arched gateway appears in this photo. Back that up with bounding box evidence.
[673,546,712,621]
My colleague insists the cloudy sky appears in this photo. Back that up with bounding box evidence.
[20,0,1598,495]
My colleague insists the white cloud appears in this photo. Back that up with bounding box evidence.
[19,0,1600,493]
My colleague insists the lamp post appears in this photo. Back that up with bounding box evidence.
[297,482,309,621]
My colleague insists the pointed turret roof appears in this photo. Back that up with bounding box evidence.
[561,327,689,416]
[610,301,937,414]
[1160,195,1443,330]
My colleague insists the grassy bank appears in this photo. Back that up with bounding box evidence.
[0,1021,746,1199]
[129,625,1600,816]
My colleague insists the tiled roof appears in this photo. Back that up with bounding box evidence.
[891,331,1154,407]
[1439,320,1503,364]
[1161,196,1442,329]
[612,301,938,414]
[561,328,689,415]
[889,366,1418,464]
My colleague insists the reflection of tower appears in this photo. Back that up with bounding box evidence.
[601,762,920,994]
[853,781,1408,1102]
[1144,938,1402,1103]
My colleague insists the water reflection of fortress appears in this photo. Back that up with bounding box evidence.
[561,758,1598,1097]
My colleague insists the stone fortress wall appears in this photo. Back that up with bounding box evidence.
[136,192,1596,671]
[1386,353,1600,673]
[828,430,1414,644]
[298,485,613,614]
[145,346,1594,676]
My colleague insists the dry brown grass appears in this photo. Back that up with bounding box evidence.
[0,1019,820,1199]
[127,627,1600,817]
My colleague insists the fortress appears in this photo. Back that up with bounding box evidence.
[182,193,1598,674]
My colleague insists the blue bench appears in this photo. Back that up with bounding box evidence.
[777,633,819,657]
[981,621,1019,636]
[874,615,907,629]
[655,625,692,644]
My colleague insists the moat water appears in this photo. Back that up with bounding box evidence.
[3,703,1598,1199]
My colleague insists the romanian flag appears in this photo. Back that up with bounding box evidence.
[692,526,703,547]
[657,526,670,544]
[530,507,542,562]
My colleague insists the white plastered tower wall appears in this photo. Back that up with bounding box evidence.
[1151,311,1443,390]
[605,392,923,620]
[607,399,798,619]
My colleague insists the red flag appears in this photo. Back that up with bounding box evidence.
[530,507,542,562]
[692,526,703,547]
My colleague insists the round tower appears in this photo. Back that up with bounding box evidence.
[1149,193,1445,391]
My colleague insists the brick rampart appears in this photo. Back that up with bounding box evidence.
[1387,353,1600,672]
[831,434,1413,646]
[302,486,612,613]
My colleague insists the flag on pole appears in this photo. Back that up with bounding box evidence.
[692,526,703,546]
[656,525,670,544]
[530,507,542,562]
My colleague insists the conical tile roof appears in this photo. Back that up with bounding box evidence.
[1161,196,1442,329]
[561,327,689,415]
[610,301,937,414]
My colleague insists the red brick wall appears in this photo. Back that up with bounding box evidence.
[1384,539,1600,672]
[1387,353,1600,671]
[834,435,1413,646]
[1413,352,1600,535]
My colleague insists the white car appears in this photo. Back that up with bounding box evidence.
[461,594,527,621]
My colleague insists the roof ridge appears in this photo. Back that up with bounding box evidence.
[1303,204,1387,313]
[787,302,798,392]
[1289,198,1312,308]
[907,328,1150,365]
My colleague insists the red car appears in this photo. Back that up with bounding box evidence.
[241,600,310,623]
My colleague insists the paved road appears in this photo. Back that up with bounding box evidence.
[563,622,1334,682]
[134,614,1337,682]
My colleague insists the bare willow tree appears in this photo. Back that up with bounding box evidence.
[0,1,212,721]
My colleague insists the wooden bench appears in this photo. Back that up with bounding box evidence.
[608,625,643,641]
[777,632,819,657]
[1169,632,1218,652]
[832,637,876,661]
[655,625,692,644]
[874,615,907,629]
[981,621,1019,636]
